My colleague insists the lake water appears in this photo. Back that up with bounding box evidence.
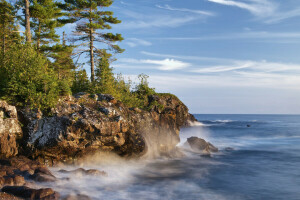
[49,114,300,200]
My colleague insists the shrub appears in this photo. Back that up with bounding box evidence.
[0,44,60,111]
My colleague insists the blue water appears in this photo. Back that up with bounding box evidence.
[181,114,300,200]
[50,114,300,200]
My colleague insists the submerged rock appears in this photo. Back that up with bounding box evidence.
[186,137,218,154]
[63,194,91,200]
[58,168,107,176]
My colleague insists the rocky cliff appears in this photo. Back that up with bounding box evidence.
[0,94,196,199]
[10,93,196,165]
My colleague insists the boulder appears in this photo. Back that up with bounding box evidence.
[186,137,218,154]
[0,101,22,159]
[1,186,59,200]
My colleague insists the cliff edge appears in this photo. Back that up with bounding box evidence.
[1,93,196,165]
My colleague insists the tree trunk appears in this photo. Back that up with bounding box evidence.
[90,28,94,82]
[62,31,66,46]
[37,20,41,51]
[2,22,5,56]
[25,0,31,43]
[89,5,94,82]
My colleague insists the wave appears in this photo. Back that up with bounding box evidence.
[188,121,210,127]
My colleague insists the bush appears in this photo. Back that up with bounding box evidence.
[0,44,60,111]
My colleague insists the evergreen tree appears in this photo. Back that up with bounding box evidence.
[71,68,90,93]
[65,0,124,82]
[0,0,21,57]
[30,0,65,52]
[94,49,116,94]
[50,32,76,95]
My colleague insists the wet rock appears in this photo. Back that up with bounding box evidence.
[224,147,235,151]
[59,168,107,176]
[186,137,218,154]
[1,186,59,200]
[63,194,91,200]
[0,192,23,200]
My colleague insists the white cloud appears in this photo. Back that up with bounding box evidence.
[191,60,300,74]
[264,7,300,24]
[207,0,277,17]
[119,15,197,29]
[155,31,300,41]
[117,58,191,71]
[141,59,190,71]
[207,0,300,24]
[156,4,215,16]
[126,38,152,47]
[191,62,254,73]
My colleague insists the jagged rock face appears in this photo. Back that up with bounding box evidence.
[0,101,22,159]
[20,94,195,165]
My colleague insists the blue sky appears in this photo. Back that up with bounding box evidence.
[63,0,300,114]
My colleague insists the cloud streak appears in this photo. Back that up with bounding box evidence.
[126,38,152,47]
[154,31,300,41]
[207,0,277,17]
[117,58,191,71]
[207,0,300,24]
[156,4,215,16]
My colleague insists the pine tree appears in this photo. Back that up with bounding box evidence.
[30,0,66,52]
[50,32,76,95]
[65,0,124,82]
[94,49,116,94]
[0,0,21,57]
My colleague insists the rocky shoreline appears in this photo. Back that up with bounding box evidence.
[0,93,197,199]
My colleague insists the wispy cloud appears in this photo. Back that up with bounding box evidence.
[117,58,191,71]
[264,7,300,24]
[154,31,300,41]
[207,0,300,24]
[119,14,197,29]
[156,4,215,16]
[207,0,277,18]
[191,60,300,74]
[142,59,190,70]
[126,38,152,47]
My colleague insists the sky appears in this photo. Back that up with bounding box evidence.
[62,0,300,114]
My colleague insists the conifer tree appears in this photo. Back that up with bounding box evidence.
[94,49,116,94]
[0,0,20,56]
[65,0,124,82]
[30,0,66,52]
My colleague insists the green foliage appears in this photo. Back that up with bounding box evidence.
[0,44,60,111]
[0,0,22,55]
[64,0,124,81]
[30,0,67,52]
[49,37,76,95]
[71,69,90,94]
[93,50,117,94]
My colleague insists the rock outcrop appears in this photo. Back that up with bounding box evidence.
[17,93,195,165]
[0,156,60,199]
[0,101,22,159]
[186,137,218,154]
